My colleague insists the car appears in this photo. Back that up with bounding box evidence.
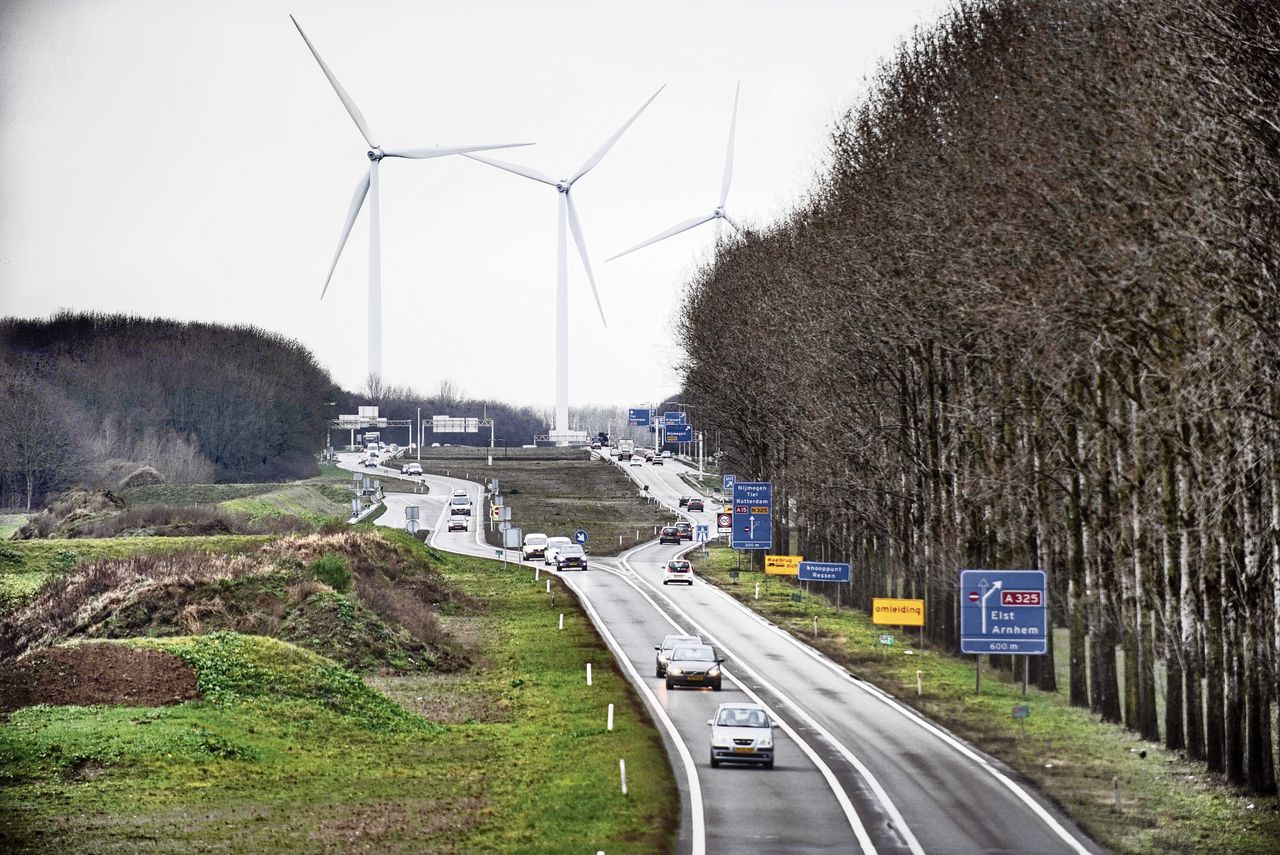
[643,450,655,461]
[556,544,588,570]
[361,458,379,468]
[522,533,549,560]
[451,489,468,497]
[450,494,472,515]
[678,496,691,508]
[687,498,705,512]
[543,536,573,565]
[675,521,693,541]
[662,450,673,459]
[665,644,723,691]
[402,463,422,476]
[708,702,776,768]
[651,456,664,465]
[629,456,644,467]
[663,558,693,585]
[659,525,681,545]
[654,633,702,677]
[447,514,468,532]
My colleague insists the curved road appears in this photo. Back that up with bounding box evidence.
[338,451,1100,854]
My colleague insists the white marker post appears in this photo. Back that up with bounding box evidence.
[559,613,564,630]
[546,579,551,593]
[607,703,614,731]
[587,663,593,686]
[619,758,627,795]
[535,567,540,582]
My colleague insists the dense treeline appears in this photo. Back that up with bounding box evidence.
[0,313,341,504]
[352,377,550,449]
[677,0,1280,795]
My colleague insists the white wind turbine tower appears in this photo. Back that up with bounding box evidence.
[465,86,665,444]
[607,83,742,263]
[292,15,530,382]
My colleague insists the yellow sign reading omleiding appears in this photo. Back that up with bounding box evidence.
[872,597,925,626]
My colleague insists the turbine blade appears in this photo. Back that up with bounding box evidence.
[606,213,715,262]
[565,192,607,326]
[321,168,371,299]
[570,84,666,184]
[291,15,377,148]
[720,82,740,208]
[463,153,558,185]
[721,212,742,232]
[382,142,534,159]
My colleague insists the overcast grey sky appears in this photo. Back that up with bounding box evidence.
[1,0,947,408]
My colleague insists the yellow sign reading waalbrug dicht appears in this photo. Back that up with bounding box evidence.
[872,597,925,626]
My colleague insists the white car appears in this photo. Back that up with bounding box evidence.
[543,536,573,565]
[447,514,468,532]
[708,702,776,769]
[449,494,473,516]
[629,456,644,467]
[662,559,694,585]
[522,533,549,560]
[402,463,422,476]
[661,450,673,458]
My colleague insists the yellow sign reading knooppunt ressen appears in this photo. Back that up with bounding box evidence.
[764,555,803,575]
[872,597,925,626]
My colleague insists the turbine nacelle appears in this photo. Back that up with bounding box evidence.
[367,148,385,162]
[556,179,572,193]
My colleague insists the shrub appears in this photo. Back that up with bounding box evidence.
[310,552,351,593]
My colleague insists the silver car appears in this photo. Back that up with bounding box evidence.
[543,536,572,565]
[708,702,776,768]
[654,633,702,678]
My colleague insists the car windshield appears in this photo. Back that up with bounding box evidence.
[526,535,547,545]
[662,527,678,534]
[451,496,468,503]
[548,538,570,546]
[672,647,715,662]
[669,562,690,571]
[662,636,699,651]
[717,707,769,728]
[561,546,583,556]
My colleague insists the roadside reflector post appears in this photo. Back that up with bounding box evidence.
[559,613,564,630]
[813,615,818,638]
[607,703,614,731]
[916,670,923,696]
[1112,776,1120,813]
[587,663,593,686]
[619,758,627,795]
[546,579,551,594]
[754,582,760,600]
[535,567,540,582]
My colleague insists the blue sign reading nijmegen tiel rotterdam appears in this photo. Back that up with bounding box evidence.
[959,569,1048,655]
[731,481,772,549]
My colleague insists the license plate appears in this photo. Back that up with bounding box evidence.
[732,747,753,754]
[687,675,703,681]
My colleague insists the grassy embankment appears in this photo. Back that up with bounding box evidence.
[0,532,676,853]
[0,536,272,612]
[388,448,676,557]
[689,545,1280,854]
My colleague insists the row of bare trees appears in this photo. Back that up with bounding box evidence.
[677,0,1280,794]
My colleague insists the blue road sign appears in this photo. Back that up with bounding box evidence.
[731,481,773,549]
[723,474,737,491]
[664,411,687,424]
[665,423,693,442]
[573,529,589,544]
[959,569,1048,654]
[694,524,710,542]
[628,408,650,427]
[799,561,851,582]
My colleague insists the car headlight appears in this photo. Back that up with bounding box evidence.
[707,666,720,677]
[667,666,683,676]
[759,737,773,748]
[712,739,729,748]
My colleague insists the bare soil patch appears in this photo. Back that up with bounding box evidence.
[0,643,198,712]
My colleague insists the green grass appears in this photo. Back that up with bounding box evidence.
[689,546,1280,854]
[219,485,348,521]
[0,536,272,612]
[0,514,27,540]
[0,535,676,853]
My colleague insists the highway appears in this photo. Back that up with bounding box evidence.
[337,450,1101,854]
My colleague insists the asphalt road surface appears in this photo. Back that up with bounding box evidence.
[337,450,1100,855]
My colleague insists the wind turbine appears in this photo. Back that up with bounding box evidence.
[464,85,665,443]
[607,83,742,263]
[292,15,530,381]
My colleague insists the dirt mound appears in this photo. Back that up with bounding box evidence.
[118,466,164,489]
[0,643,199,712]
[13,486,126,539]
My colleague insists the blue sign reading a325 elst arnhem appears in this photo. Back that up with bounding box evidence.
[628,408,650,427]
[799,561,851,582]
[959,569,1048,655]
[731,481,772,549]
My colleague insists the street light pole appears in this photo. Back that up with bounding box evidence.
[416,406,421,462]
